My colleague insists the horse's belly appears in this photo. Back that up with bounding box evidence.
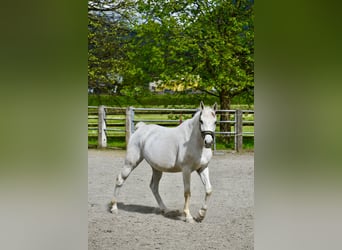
[154,165,182,173]
[144,151,181,172]
[146,159,182,172]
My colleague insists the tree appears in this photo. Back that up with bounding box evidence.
[189,0,254,135]
[88,0,254,110]
[127,0,254,136]
[88,0,136,93]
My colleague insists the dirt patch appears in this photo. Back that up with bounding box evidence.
[88,149,254,250]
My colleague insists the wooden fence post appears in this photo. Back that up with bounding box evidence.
[235,109,243,152]
[125,107,134,145]
[98,105,107,148]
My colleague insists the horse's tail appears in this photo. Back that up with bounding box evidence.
[135,121,146,130]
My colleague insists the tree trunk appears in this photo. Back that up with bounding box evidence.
[220,90,232,144]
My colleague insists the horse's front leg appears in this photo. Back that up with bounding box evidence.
[195,166,212,222]
[182,169,194,223]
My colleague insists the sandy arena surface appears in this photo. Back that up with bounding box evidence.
[88,149,254,250]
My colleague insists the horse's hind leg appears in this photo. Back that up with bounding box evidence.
[150,168,168,213]
[110,146,142,213]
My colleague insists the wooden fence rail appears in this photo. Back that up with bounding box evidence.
[88,106,254,152]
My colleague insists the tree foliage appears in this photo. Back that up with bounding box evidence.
[88,0,254,108]
[126,0,254,107]
[88,0,135,92]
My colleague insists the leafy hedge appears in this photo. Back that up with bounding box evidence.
[88,93,253,108]
[88,93,220,108]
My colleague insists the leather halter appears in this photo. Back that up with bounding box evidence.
[199,112,215,139]
[201,130,215,139]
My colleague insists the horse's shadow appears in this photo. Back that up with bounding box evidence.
[107,202,183,221]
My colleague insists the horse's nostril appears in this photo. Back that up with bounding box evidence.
[204,141,212,148]
[204,136,212,143]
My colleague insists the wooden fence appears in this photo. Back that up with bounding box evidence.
[88,106,254,152]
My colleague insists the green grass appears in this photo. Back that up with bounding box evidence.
[88,124,254,151]
[243,136,254,151]
[89,136,254,151]
[88,133,254,151]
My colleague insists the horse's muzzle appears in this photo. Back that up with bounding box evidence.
[202,131,215,148]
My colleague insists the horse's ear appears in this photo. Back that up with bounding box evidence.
[200,101,205,110]
[213,102,217,112]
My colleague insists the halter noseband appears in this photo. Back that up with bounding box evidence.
[201,130,215,139]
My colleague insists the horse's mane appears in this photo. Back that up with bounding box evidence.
[192,109,201,117]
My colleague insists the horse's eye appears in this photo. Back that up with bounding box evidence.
[199,119,203,124]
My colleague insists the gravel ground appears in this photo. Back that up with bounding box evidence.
[88,149,254,250]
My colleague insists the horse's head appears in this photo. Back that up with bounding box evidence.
[199,101,217,148]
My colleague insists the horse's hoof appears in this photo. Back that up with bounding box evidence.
[194,209,206,222]
[110,207,118,214]
[110,202,118,214]
[184,216,195,223]
[194,216,204,222]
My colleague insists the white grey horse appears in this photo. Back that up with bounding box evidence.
[110,101,217,222]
